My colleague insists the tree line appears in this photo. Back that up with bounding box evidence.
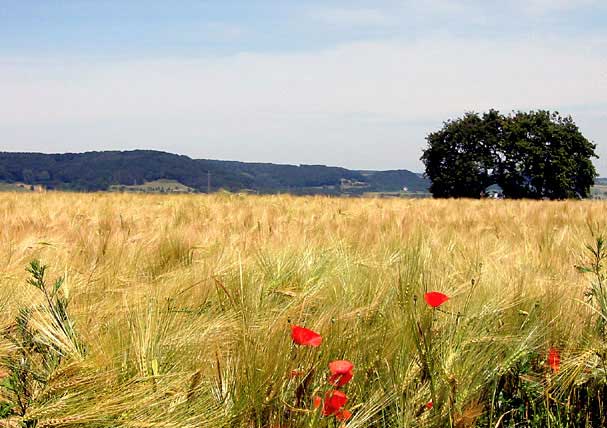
[0,150,429,194]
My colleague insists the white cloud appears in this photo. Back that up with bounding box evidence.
[0,35,606,171]
[2,36,604,122]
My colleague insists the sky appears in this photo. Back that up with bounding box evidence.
[1,1,606,173]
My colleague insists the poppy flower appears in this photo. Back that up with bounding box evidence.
[323,390,348,416]
[336,408,352,421]
[312,395,322,409]
[291,325,322,347]
[290,369,304,378]
[424,292,449,308]
[426,400,433,409]
[548,347,560,373]
[328,360,354,387]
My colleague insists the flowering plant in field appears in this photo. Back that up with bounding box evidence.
[424,291,449,308]
[312,360,354,422]
[336,408,352,421]
[328,360,354,387]
[548,347,560,373]
[313,395,322,409]
[288,324,353,423]
[322,389,348,416]
[313,392,352,421]
[291,325,322,347]
[410,291,452,415]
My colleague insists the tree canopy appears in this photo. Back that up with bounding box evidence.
[421,110,597,199]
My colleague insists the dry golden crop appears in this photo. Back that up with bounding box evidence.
[0,192,606,427]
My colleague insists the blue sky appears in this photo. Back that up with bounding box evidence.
[1,1,606,173]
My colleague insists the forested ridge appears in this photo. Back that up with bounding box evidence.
[0,150,429,194]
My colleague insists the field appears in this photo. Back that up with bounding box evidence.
[0,193,606,427]
[590,184,607,200]
[108,179,196,194]
[0,183,37,193]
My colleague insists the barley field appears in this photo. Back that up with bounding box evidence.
[0,193,606,427]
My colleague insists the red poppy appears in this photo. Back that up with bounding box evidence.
[323,390,348,416]
[290,369,303,378]
[424,292,449,308]
[291,325,322,347]
[312,395,322,409]
[336,408,352,421]
[548,347,560,373]
[426,400,433,409]
[328,360,354,387]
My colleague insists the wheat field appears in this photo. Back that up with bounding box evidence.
[0,192,606,427]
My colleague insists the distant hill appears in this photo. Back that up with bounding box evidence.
[0,150,430,195]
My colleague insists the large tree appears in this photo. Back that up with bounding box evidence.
[421,110,597,199]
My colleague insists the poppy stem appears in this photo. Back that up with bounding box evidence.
[427,311,437,409]
[435,307,460,317]
[411,295,437,411]
[420,311,438,411]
